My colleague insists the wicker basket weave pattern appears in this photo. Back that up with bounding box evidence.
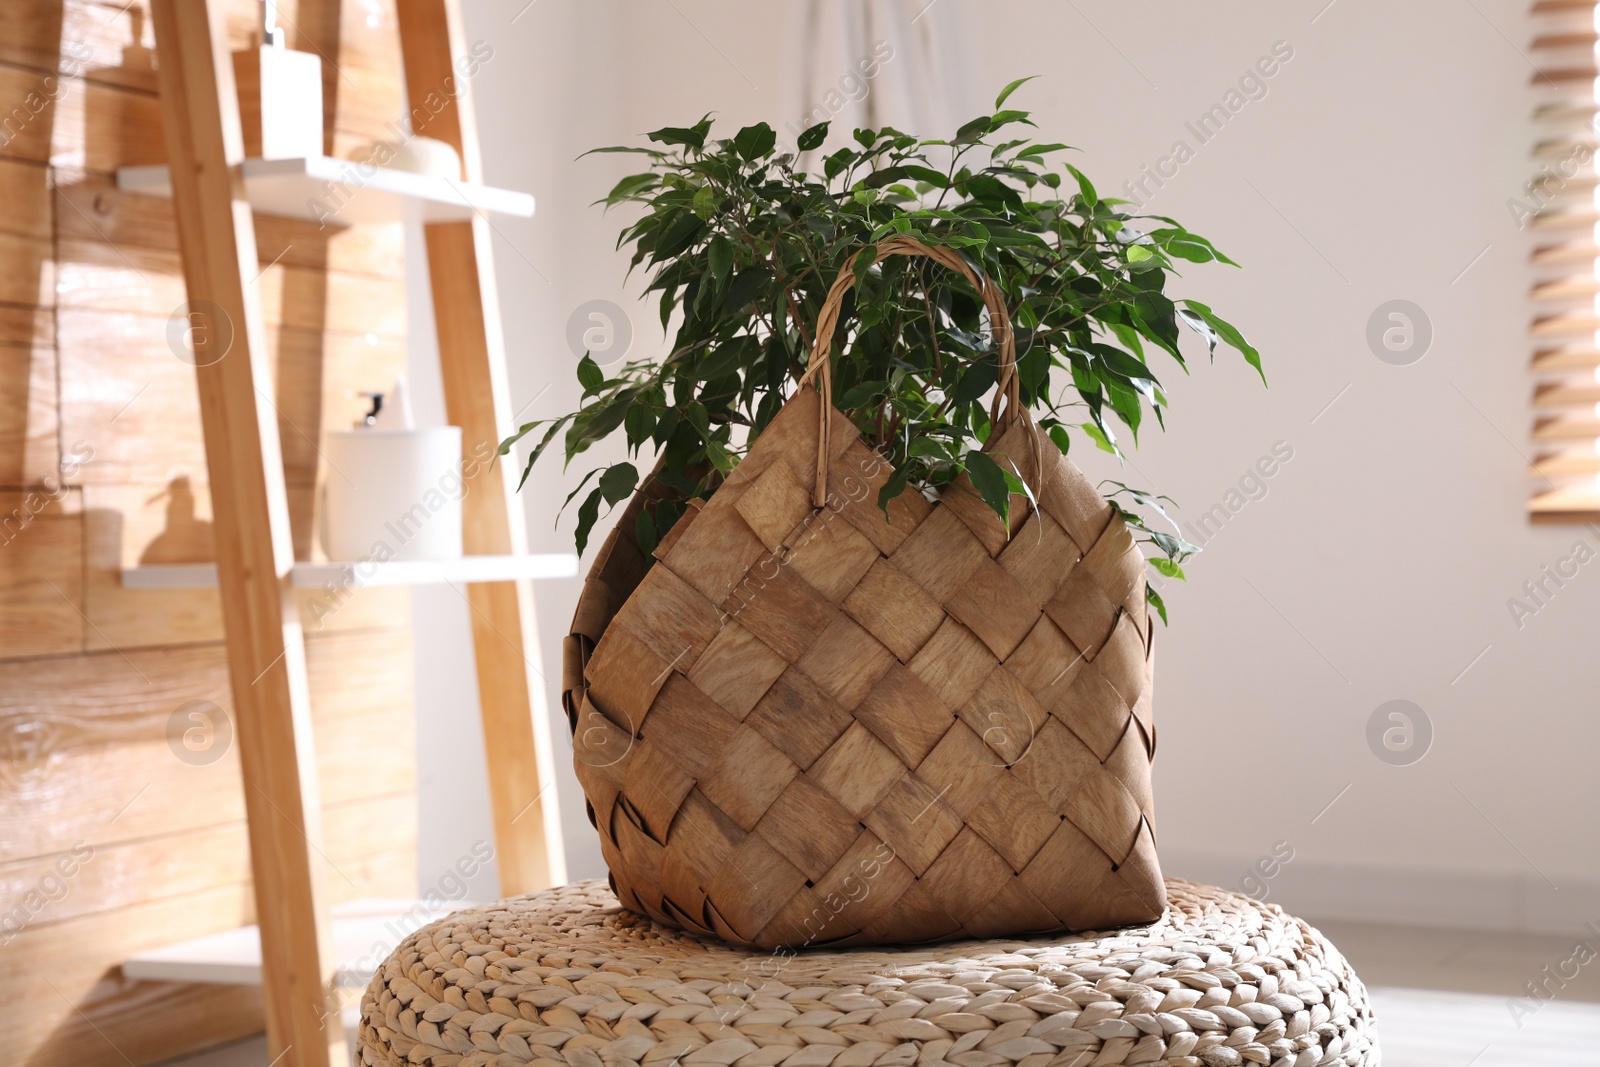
[564,238,1163,949]
[356,879,1380,1067]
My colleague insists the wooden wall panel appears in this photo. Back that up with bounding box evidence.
[0,341,59,486]
[0,0,156,93]
[0,305,53,346]
[15,945,266,1067]
[0,231,55,305]
[3,884,266,1065]
[0,490,83,658]
[1,629,416,856]
[0,0,427,1060]
[0,792,414,928]
[49,73,167,171]
[0,158,51,238]
[52,236,407,336]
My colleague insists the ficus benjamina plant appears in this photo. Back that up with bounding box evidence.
[502,78,1263,624]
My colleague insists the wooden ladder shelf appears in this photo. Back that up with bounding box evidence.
[144,0,564,1062]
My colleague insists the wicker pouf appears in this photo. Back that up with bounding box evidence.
[357,879,1376,1067]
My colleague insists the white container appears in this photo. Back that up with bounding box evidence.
[385,136,462,178]
[233,43,324,160]
[322,427,464,562]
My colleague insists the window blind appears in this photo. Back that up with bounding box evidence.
[1529,0,1600,520]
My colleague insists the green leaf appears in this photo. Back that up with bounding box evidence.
[964,449,1012,529]
[994,75,1038,110]
[1133,290,1181,355]
[952,358,998,405]
[1048,424,1072,456]
[1064,163,1098,207]
[1181,300,1264,384]
[823,147,854,180]
[722,266,772,314]
[1147,584,1169,625]
[852,243,878,290]
[839,380,885,408]
[1000,456,1040,524]
[1081,421,1117,454]
[797,121,830,152]
[574,487,604,555]
[877,463,911,518]
[1149,225,1239,266]
[506,414,573,490]
[952,116,992,144]
[697,335,760,380]
[1149,557,1186,580]
[734,122,777,160]
[601,172,658,205]
[1149,530,1201,560]
[647,116,712,150]
[624,403,656,449]
[634,508,658,556]
[685,400,711,438]
[599,461,638,505]
[577,354,603,395]
[693,186,718,218]
[862,164,951,189]
[707,234,733,285]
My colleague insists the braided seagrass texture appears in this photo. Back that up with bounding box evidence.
[564,239,1162,948]
[356,878,1378,1067]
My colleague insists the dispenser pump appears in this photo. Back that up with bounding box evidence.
[356,376,416,430]
[262,0,286,48]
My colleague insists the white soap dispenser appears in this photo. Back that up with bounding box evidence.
[321,376,465,562]
[232,0,325,160]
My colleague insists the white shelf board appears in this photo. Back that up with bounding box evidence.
[123,898,482,988]
[117,155,534,224]
[121,553,577,590]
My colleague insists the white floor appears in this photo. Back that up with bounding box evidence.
[154,918,1600,1066]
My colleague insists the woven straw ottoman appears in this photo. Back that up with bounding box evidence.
[357,879,1376,1067]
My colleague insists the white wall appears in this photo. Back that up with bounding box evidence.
[425,0,1599,934]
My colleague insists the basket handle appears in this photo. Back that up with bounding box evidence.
[797,235,1020,507]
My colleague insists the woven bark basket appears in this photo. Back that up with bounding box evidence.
[355,878,1380,1067]
[564,237,1163,950]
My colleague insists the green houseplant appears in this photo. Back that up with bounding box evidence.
[505,79,1261,623]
